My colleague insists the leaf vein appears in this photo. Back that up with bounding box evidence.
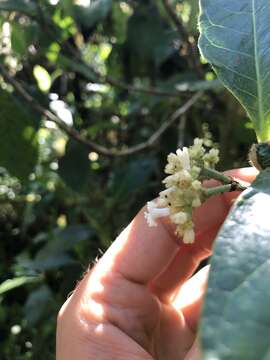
[204,33,253,59]
[204,9,250,36]
[252,0,264,127]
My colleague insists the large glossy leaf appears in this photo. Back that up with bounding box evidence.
[199,0,270,142]
[201,168,270,359]
[0,90,39,181]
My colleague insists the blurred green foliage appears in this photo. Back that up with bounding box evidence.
[0,0,256,358]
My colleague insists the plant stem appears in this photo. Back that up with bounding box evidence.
[201,168,232,184]
[204,182,248,198]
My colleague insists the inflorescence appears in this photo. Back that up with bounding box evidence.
[144,138,219,244]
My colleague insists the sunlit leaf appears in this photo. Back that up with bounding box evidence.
[199,0,270,141]
[0,276,39,295]
[33,65,52,93]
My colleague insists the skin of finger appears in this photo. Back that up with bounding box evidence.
[172,266,210,332]
[185,338,202,360]
[57,274,155,360]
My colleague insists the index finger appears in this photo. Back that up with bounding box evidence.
[94,168,257,286]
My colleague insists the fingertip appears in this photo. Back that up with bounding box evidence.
[225,167,258,183]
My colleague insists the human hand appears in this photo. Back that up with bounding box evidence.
[56,168,257,360]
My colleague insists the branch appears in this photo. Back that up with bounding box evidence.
[5,2,201,97]
[60,48,190,98]
[0,64,202,157]
[34,11,192,98]
[100,73,188,98]
[161,0,204,78]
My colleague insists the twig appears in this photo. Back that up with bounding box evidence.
[201,168,233,184]
[33,10,192,98]
[29,12,188,98]
[204,183,247,198]
[0,64,202,157]
[60,48,191,98]
[100,73,188,98]
[201,168,248,193]
[5,1,202,97]
[161,0,204,78]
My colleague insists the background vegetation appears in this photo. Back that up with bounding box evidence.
[0,0,256,358]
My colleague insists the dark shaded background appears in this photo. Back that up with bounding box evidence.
[0,0,256,358]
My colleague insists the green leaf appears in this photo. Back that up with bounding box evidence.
[0,0,37,16]
[11,22,36,56]
[108,158,157,204]
[35,225,92,257]
[127,6,176,68]
[74,0,112,28]
[0,90,39,181]
[0,276,39,295]
[23,226,91,271]
[58,140,90,192]
[201,168,270,359]
[199,0,270,142]
[24,285,54,325]
[33,65,52,93]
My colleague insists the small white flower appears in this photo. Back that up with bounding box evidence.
[194,138,204,147]
[171,212,188,225]
[176,147,190,170]
[157,197,168,207]
[144,201,170,227]
[165,153,183,174]
[163,173,181,188]
[189,138,205,160]
[183,228,195,244]
[178,170,192,188]
[203,148,220,168]
[159,187,176,198]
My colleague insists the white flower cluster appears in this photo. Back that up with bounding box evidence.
[144,138,219,244]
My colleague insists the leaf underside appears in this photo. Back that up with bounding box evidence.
[201,168,270,360]
[199,0,270,142]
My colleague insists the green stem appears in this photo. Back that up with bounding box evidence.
[204,182,247,198]
[201,168,232,184]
